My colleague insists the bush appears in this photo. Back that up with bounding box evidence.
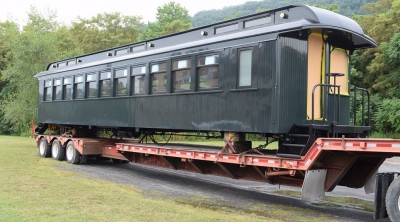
[375,98,400,134]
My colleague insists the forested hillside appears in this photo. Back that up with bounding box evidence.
[0,0,399,136]
[192,0,377,27]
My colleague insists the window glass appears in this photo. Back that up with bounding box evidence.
[63,77,72,100]
[215,23,238,34]
[44,80,52,101]
[100,71,111,97]
[131,44,145,52]
[197,54,219,89]
[67,60,76,66]
[151,62,167,73]
[53,79,62,100]
[74,83,84,99]
[197,55,219,66]
[173,59,191,69]
[132,75,145,94]
[86,73,97,98]
[115,69,128,96]
[63,84,72,100]
[132,66,146,75]
[115,48,128,56]
[75,76,83,83]
[239,50,252,87]
[151,62,167,93]
[152,73,167,93]
[244,16,271,28]
[115,69,128,78]
[132,65,146,95]
[173,58,191,91]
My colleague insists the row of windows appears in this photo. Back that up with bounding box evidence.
[44,50,253,101]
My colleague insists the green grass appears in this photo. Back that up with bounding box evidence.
[0,135,336,221]
[273,190,374,212]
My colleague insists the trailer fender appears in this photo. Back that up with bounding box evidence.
[301,169,327,202]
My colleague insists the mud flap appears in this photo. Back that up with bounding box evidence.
[301,169,327,202]
[374,173,397,220]
[364,169,377,194]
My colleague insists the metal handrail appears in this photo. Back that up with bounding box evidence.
[311,84,341,124]
[351,87,370,126]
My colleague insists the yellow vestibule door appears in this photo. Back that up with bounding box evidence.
[330,48,349,95]
[307,33,325,120]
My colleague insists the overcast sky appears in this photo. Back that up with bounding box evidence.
[0,0,255,25]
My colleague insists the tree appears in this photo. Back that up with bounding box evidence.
[1,8,77,134]
[140,2,192,40]
[70,12,143,54]
[0,21,19,134]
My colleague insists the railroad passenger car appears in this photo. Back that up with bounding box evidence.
[34,5,376,157]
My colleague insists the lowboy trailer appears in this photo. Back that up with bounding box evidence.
[35,134,400,221]
[33,4,400,221]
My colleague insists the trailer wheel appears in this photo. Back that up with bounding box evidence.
[386,176,400,221]
[51,139,65,161]
[66,141,81,164]
[38,138,51,157]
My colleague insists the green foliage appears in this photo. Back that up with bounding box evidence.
[192,0,376,27]
[140,1,191,40]
[1,9,63,134]
[375,99,400,133]
[70,12,143,54]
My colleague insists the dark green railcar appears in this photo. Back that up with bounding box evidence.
[35,5,376,157]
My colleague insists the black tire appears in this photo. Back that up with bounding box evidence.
[385,176,400,222]
[51,139,66,161]
[65,141,81,164]
[38,138,51,157]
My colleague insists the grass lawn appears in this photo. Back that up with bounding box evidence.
[0,135,333,221]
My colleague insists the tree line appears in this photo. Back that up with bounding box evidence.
[0,0,399,137]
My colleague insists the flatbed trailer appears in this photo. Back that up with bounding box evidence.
[35,134,400,221]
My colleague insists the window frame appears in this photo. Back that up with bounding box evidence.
[73,75,84,99]
[100,70,112,97]
[172,57,192,92]
[44,79,52,101]
[85,73,98,98]
[150,61,167,94]
[196,53,220,90]
[237,48,253,88]
[63,77,72,100]
[131,65,147,95]
[53,79,62,101]
[114,68,128,96]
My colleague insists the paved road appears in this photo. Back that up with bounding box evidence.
[58,157,400,222]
